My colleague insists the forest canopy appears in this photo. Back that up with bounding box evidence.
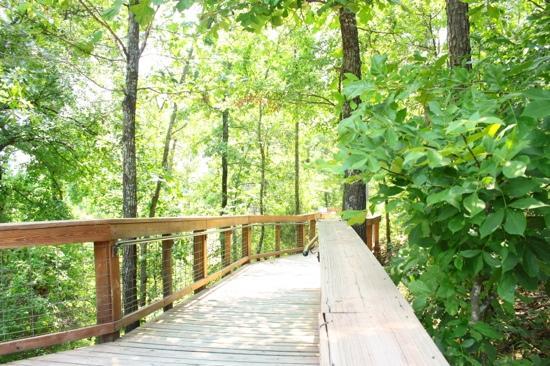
[0,0,549,364]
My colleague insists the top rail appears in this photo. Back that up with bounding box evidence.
[0,214,319,249]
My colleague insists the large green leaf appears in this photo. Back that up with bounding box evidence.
[497,273,516,304]
[509,197,547,209]
[522,100,550,119]
[503,209,526,236]
[463,193,485,216]
[129,0,155,26]
[502,160,527,178]
[479,209,504,238]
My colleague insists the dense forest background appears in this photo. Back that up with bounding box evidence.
[0,0,548,365]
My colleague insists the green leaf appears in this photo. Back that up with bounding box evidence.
[502,160,527,178]
[509,197,547,209]
[343,80,374,99]
[176,0,194,11]
[497,273,516,304]
[479,209,504,238]
[483,252,500,268]
[403,151,426,167]
[129,1,155,26]
[427,149,449,168]
[102,0,124,20]
[454,256,464,270]
[463,193,485,216]
[503,209,526,236]
[502,177,539,197]
[341,210,366,225]
[502,253,519,272]
[472,322,502,340]
[448,216,465,233]
[522,100,550,119]
[460,249,481,258]
[522,249,539,277]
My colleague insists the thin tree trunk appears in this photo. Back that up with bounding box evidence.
[446,0,471,69]
[140,47,193,308]
[121,0,140,333]
[294,120,301,215]
[220,108,230,264]
[339,6,367,242]
[221,109,229,215]
[257,103,266,253]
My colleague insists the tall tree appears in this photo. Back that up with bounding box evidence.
[256,101,267,253]
[339,6,367,241]
[446,0,471,68]
[294,120,300,215]
[121,0,141,332]
[221,108,230,215]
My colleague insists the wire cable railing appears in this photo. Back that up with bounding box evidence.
[0,213,321,360]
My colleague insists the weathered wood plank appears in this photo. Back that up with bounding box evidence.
[8,254,320,365]
[319,219,449,366]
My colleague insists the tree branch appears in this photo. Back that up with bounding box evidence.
[77,0,128,57]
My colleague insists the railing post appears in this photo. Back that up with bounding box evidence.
[223,228,232,267]
[373,218,381,261]
[309,219,316,241]
[193,230,208,293]
[296,223,305,248]
[366,220,373,251]
[94,240,121,343]
[275,224,281,257]
[161,237,173,311]
[242,225,252,260]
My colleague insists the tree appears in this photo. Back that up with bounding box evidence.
[446,0,471,69]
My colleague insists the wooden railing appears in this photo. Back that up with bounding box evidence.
[0,214,319,356]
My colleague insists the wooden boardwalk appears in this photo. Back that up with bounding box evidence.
[10,254,320,366]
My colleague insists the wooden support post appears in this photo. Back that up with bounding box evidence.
[309,219,316,241]
[193,231,208,293]
[161,238,173,311]
[94,240,121,343]
[373,221,381,261]
[242,226,252,260]
[296,223,305,248]
[366,221,373,251]
[223,228,232,267]
[274,225,281,257]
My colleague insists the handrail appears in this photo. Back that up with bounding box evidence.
[0,213,320,356]
[0,214,318,249]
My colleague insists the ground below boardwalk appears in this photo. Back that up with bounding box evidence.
[11,254,320,366]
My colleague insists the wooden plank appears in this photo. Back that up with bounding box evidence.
[161,238,173,311]
[318,220,448,365]
[0,323,116,356]
[4,255,319,365]
[249,247,302,260]
[274,225,281,257]
[193,230,208,293]
[223,229,232,267]
[93,240,121,343]
[296,223,305,248]
[0,214,320,249]
[241,226,252,259]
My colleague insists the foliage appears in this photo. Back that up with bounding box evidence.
[337,4,549,364]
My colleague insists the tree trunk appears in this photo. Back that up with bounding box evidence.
[257,103,266,253]
[294,120,301,215]
[121,0,140,333]
[220,108,230,264]
[221,109,229,215]
[446,0,471,69]
[339,6,367,242]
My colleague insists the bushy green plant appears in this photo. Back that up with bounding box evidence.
[338,38,549,365]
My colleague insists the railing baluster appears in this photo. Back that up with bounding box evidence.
[309,219,316,241]
[242,225,252,260]
[223,228,232,267]
[275,224,281,257]
[193,230,208,293]
[296,223,305,248]
[161,237,173,311]
[93,240,121,343]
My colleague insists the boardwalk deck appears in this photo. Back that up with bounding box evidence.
[318,220,448,365]
[9,254,320,366]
